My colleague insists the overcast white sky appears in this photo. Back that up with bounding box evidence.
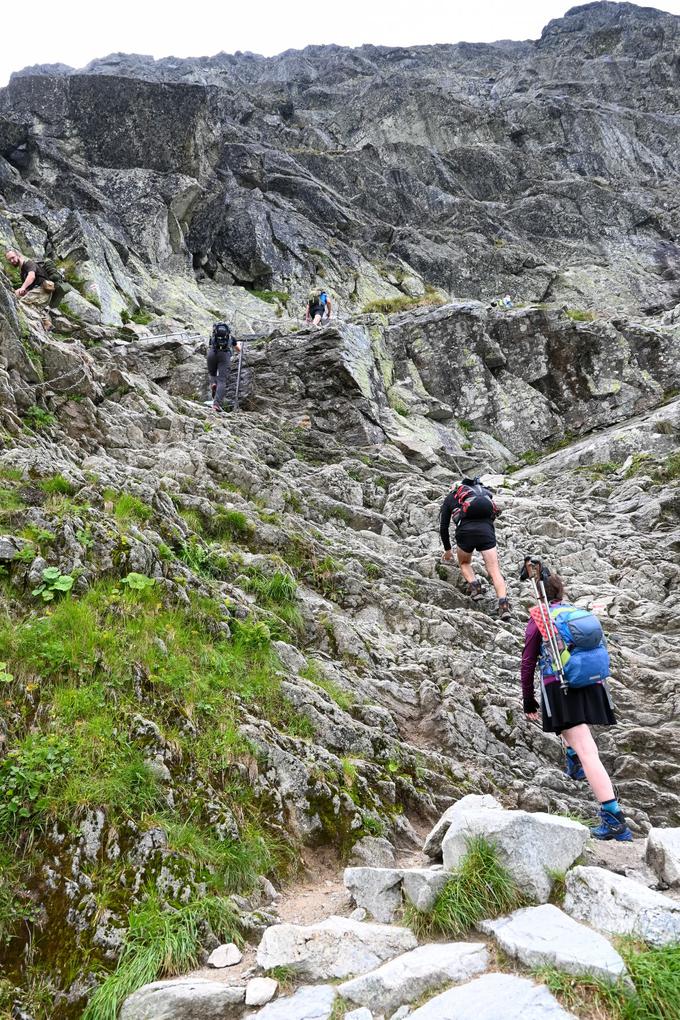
[3,0,680,86]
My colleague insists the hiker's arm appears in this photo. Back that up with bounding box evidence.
[305,304,310,322]
[521,620,541,715]
[16,270,35,296]
[439,494,455,554]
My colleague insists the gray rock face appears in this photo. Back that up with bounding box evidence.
[119,978,245,1019]
[645,828,680,887]
[344,867,404,922]
[423,795,502,860]
[338,942,489,1014]
[253,985,337,1019]
[441,806,589,903]
[407,973,576,1019]
[401,868,449,912]
[564,866,680,947]
[479,904,627,983]
[349,836,397,869]
[256,917,418,980]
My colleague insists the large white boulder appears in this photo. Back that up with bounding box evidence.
[207,942,242,968]
[253,984,337,1019]
[119,978,245,1019]
[338,942,488,1014]
[344,867,404,922]
[256,916,417,980]
[480,904,627,983]
[401,867,449,912]
[645,828,680,887]
[423,795,502,859]
[564,866,680,946]
[441,807,588,903]
[246,977,279,1006]
[407,973,576,1019]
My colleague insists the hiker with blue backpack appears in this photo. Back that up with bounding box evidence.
[305,287,332,326]
[520,560,632,842]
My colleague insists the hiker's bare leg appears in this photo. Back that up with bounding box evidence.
[561,724,615,802]
[313,312,322,326]
[481,546,507,598]
[456,547,475,584]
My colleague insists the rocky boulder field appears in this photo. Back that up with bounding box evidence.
[0,2,679,1018]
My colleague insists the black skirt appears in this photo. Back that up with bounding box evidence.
[541,680,616,735]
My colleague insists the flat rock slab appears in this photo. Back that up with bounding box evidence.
[256,915,417,980]
[407,973,577,1019]
[401,868,449,912]
[344,867,403,922]
[646,828,680,887]
[120,978,245,1019]
[253,984,337,1019]
[480,903,627,983]
[338,941,488,1014]
[349,836,396,869]
[442,807,588,903]
[423,795,502,859]
[564,866,680,946]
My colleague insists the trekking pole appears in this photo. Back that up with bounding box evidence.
[525,558,568,695]
[234,341,245,411]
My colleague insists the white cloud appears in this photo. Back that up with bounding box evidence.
[2,0,680,86]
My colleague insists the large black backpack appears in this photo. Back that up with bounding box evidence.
[211,322,232,350]
[452,479,496,524]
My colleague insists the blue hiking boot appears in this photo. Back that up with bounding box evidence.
[564,751,586,781]
[591,808,633,842]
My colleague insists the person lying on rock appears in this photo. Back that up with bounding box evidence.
[305,287,332,326]
[5,248,54,330]
[521,571,633,841]
[439,476,511,619]
[205,321,241,412]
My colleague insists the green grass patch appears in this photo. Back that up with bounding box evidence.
[251,289,289,305]
[565,308,596,322]
[405,836,523,939]
[537,940,680,1020]
[39,473,75,496]
[82,892,240,1020]
[105,490,153,525]
[362,286,444,315]
[22,406,56,431]
[0,466,24,483]
[208,508,254,543]
[0,486,24,514]
[654,452,680,483]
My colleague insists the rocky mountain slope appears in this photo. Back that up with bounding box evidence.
[0,3,679,1018]
[2,1,680,327]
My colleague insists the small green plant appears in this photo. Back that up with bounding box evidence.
[130,308,154,325]
[0,662,13,684]
[547,869,566,906]
[109,491,153,525]
[362,287,444,315]
[31,566,74,602]
[0,735,72,835]
[209,508,254,542]
[23,405,56,430]
[39,473,75,496]
[0,487,24,514]
[266,964,296,991]
[391,399,410,417]
[405,836,523,939]
[120,572,156,591]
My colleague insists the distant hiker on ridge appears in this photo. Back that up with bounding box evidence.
[520,567,633,842]
[205,322,240,412]
[439,476,511,619]
[305,287,332,326]
[5,249,55,330]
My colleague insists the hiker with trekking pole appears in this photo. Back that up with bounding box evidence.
[519,557,633,841]
[205,322,241,412]
[439,475,511,619]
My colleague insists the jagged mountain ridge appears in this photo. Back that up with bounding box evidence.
[1,1,680,329]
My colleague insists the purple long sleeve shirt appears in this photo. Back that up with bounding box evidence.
[520,616,559,712]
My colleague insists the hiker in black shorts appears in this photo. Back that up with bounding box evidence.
[305,288,332,326]
[205,322,240,412]
[440,477,511,619]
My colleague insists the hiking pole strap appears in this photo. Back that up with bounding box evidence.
[234,341,244,410]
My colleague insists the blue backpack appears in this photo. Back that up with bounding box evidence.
[549,604,610,688]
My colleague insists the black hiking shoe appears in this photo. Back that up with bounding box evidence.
[498,597,511,620]
[468,579,483,601]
